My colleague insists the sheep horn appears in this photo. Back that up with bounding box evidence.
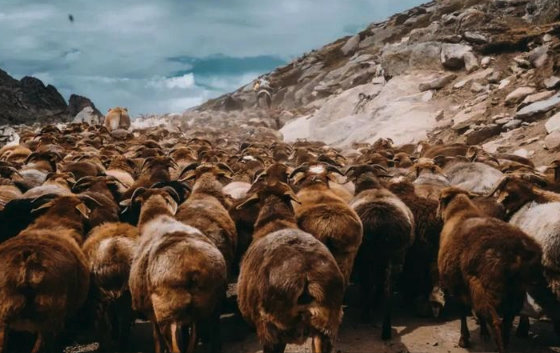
[486,176,511,198]
[216,162,234,175]
[24,152,39,165]
[520,173,548,188]
[289,163,310,179]
[324,164,345,176]
[79,194,104,207]
[179,163,201,180]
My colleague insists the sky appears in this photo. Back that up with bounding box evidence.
[0,0,425,115]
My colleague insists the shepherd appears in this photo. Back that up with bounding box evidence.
[253,78,273,110]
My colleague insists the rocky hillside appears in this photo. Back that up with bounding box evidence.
[163,0,560,166]
[0,69,100,125]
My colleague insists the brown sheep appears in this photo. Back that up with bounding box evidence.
[0,195,95,353]
[387,177,445,318]
[237,181,344,353]
[346,165,414,339]
[104,107,131,131]
[438,187,543,353]
[290,163,363,289]
[82,222,139,351]
[127,187,226,353]
[176,163,238,275]
[122,156,177,200]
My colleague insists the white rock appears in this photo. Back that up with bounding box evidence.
[341,34,360,56]
[505,87,536,105]
[527,45,549,68]
[545,112,560,133]
[73,106,102,125]
[441,43,472,70]
[543,34,553,42]
[544,76,560,90]
[516,93,560,121]
[481,57,493,68]
[463,52,480,73]
[499,79,511,89]
[545,130,560,150]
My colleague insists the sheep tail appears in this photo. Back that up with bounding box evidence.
[18,250,45,291]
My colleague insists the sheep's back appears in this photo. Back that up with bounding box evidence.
[238,229,343,345]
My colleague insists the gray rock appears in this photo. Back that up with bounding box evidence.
[516,93,560,121]
[543,34,553,42]
[544,76,560,89]
[545,112,560,133]
[503,119,523,130]
[341,34,360,56]
[519,90,555,108]
[471,82,485,93]
[381,42,442,76]
[465,124,502,145]
[481,57,493,68]
[463,52,480,73]
[441,44,472,70]
[545,130,560,150]
[439,34,463,43]
[419,73,457,92]
[527,45,549,68]
[73,106,102,125]
[463,31,488,44]
[505,87,536,105]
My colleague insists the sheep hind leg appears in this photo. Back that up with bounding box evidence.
[515,315,530,338]
[152,322,167,353]
[501,313,514,348]
[480,317,490,341]
[358,256,373,323]
[0,324,8,353]
[263,343,286,353]
[117,292,133,352]
[312,334,334,353]
[458,305,470,348]
[381,262,393,340]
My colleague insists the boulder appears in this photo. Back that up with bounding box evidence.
[544,76,560,90]
[463,31,488,44]
[503,119,523,130]
[527,45,549,68]
[519,90,555,108]
[463,52,480,73]
[516,93,560,121]
[505,87,536,105]
[67,94,102,117]
[419,73,457,92]
[341,34,360,56]
[545,112,560,133]
[441,44,473,70]
[73,106,102,125]
[545,130,560,150]
[465,124,502,145]
[381,42,442,76]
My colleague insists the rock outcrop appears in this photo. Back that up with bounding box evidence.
[0,69,98,125]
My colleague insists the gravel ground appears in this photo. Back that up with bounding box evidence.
[94,285,559,353]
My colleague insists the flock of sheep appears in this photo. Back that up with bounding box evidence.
[0,121,559,353]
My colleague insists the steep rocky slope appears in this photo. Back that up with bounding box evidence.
[161,0,560,166]
[0,69,99,125]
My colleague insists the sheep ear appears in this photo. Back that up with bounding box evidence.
[75,203,91,219]
[236,193,259,210]
[284,190,301,204]
[30,201,54,214]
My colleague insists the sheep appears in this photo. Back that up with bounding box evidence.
[21,172,76,199]
[387,176,444,318]
[439,158,504,194]
[126,187,226,353]
[122,156,177,200]
[82,222,139,351]
[0,171,23,210]
[0,195,97,353]
[408,161,450,200]
[236,181,344,353]
[105,156,137,192]
[345,165,414,339]
[290,163,363,289]
[176,163,238,275]
[438,187,544,353]
[487,175,560,338]
[71,176,122,231]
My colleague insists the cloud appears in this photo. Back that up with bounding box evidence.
[0,0,426,115]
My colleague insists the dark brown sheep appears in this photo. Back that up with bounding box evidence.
[346,165,414,340]
[0,195,94,353]
[176,163,238,274]
[438,187,543,353]
[237,181,344,353]
[291,163,363,289]
[127,187,226,353]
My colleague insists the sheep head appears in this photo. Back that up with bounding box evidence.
[289,163,344,187]
[437,187,479,222]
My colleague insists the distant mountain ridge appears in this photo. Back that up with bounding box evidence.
[0,68,100,125]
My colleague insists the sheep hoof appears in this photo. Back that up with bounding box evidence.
[458,336,470,348]
[381,327,392,341]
